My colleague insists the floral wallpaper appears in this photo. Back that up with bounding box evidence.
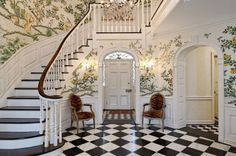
[217,26,236,99]
[129,36,184,96]
[0,0,95,64]
[62,49,98,97]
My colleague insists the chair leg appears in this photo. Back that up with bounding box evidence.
[93,117,95,129]
[142,115,144,128]
[76,120,79,134]
[148,119,151,126]
[82,121,85,128]
[161,118,164,132]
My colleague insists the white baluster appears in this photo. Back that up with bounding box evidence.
[59,102,62,143]
[45,101,49,147]
[54,103,58,146]
[49,101,54,144]
[40,99,44,134]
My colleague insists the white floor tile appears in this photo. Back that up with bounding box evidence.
[100,142,119,152]
[167,142,186,152]
[122,143,141,152]
[180,135,198,142]
[188,142,208,151]
[78,142,97,151]
[210,142,230,151]
[161,135,178,142]
[145,143,164,152]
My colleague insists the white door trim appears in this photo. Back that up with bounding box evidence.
[173,41,224,143]
[97,47,140,123]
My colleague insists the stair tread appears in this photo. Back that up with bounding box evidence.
[0,118,40,124]
[0,132,42,140]
[21,79,39,81]
[15,87,38,90]
[0,106,40,111]
[7,96,39,99]
[0,140,65,156]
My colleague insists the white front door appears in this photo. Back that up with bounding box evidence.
[105,60,132,109]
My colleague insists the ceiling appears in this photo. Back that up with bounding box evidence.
[155,0,236,35]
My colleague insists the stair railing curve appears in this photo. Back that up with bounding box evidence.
[38,2,95,147]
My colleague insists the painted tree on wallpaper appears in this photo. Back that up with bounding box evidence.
[129,37,184,96]
[0,0,95,64]
[217,26,236,98]
[62,49,98,97]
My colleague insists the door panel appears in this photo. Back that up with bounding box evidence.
[105,60,132,109]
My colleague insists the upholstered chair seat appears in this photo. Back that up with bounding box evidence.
[142,93,165,131]
[70,94,95,133]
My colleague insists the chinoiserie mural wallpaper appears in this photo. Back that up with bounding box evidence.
[0,0,95,64]
[217,26,236,99]
[129,36,184,96]
[62,49,98,97]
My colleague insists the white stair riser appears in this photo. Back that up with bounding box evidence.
[0,123,42,132]
[20,81,39,88]
[14,90,38,96]
[7,99,40,106]
[0,111,41,118]
[0,136,43,149]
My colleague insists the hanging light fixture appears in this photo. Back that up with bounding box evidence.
[101,0,135,21]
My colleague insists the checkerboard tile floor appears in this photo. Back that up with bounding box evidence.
[187,124,219,135]
[61,124,236,156]
[104,110,134,120]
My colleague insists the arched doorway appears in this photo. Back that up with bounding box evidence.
[97,48,141,123]
[173,42,224,142]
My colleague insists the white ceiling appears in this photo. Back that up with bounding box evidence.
[155,0,236,35]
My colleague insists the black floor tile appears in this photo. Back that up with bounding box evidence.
[158,147,179,156]
[110,147,131,156]
[205,147,227,156]
[63,147,83,156]
[62,132,73,137]
[94,132,109,137]
[195,138,213,146]
[168,132,184,138]
[174,138,192,146]
[70,138,88,146]
[182,147,203,156]
[149,132,165,138]
[113,131,128,137]
[91,138,109,146]
[86,147,107,156]
[111,139,129,146]
[134,132,146,137]
[113,126,127,131]
[133,138,150,146]
[135,147,156,155]
[76,132,91,137]
[154,138,171,146]
[229,146,236,153]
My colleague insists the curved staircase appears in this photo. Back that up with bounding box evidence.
[0,0,167,155]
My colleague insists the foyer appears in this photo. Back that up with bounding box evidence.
[0,0,236,155]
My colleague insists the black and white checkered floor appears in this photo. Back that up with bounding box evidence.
[61,123,236,156]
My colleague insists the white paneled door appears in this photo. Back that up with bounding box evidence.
[105,60,132,109]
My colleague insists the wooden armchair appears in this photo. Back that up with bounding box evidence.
[70,94,95,133]
[142,93,165,131]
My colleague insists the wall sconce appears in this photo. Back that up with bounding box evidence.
[142,60,155,72]
[83,61,96,71]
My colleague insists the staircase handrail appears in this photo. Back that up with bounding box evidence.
[38,3,94,100]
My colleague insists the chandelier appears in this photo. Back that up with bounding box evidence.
[101,0,134,21]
